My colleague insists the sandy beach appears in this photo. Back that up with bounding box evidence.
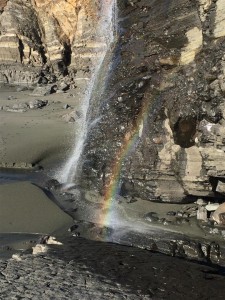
[1,84,225,298]
[0,84,78,253]
[0,85,82,171]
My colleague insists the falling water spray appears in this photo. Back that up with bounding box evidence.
[58,0,117,184]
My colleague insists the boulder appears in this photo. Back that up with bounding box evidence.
[212,203,225,224]
[29,99,48,109]
[32,85,57,96]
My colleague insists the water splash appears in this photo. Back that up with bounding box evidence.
[59,0,117,184]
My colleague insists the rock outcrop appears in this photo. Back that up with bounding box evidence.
[0,0,111,85]
[78,0,225,204]
[1,0,225,205]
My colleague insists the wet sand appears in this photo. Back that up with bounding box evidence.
[1,85,225,298]
[0,85,82,171]
[0,181,73,234]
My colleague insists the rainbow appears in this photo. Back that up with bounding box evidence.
[99,96,152,230]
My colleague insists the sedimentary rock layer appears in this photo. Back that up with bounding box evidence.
[0,0,108,84]
[80,0,225,203]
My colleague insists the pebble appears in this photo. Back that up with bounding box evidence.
[63,104,70,109]
[144,212,159,223]
[196,199,207,206]
[197,206,207,221]
[206,203,220,211]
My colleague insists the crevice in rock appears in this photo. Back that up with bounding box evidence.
[63,42,72,67]
[173,117,197,148]
[39,46,47,65]
[209,176,219,193]
[18,38,24,64]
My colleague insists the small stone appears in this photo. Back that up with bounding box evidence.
[163,220,171,226]
[32,244,47,255]
[205,203,220,212]
[62,110,78,123]
[197,206,207,221]
[189,211,197,217]
[196,198,207,206]
[16,86,28,92]
[12,254,22,261]
[59,82,70,91]
[29,99,48,109]
[63,104,70,109]
[182,212,189,218]
[158,218,165,224]
[32,84,57,96]
[212,203,225,224]
[46,236,63,245]
[144,212,159,223]
[167,211,176,216]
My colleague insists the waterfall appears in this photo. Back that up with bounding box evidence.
[58,0,117,184]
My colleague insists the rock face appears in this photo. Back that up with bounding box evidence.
[0,0,110,85]
[78,0,225,204]
[2,0,225,205]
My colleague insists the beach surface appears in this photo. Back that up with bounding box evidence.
[1,85,225,299]
[1,236,225,300]
[0,85,82,171]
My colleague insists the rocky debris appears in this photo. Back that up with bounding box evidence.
[28,99,48,109]
[32,244,47,255]
[32,85,57,96]
[206,203,220,211]
[1,237,225,300]
[0,162,35,169]
[58,81,70,92]
[16,86,29,92]
[212,203,225,225]
[196,199,207,206]
[197,206,208,222]
[62,110,81,123]
[70,0,225,206]
[144,212,159,223]
[63,103,71,109]
[7,95,16,100]
[6,102,28,113]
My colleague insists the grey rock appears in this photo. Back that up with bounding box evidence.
[63,104,70,109]
[167,211,176,216]
[32,85,57,96]
[197,206,208,222]
[144,212,159,223]
[29,99,48,109]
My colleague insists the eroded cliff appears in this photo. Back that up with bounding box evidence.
[1,0,225,205]
[0,0,109,84]
[79,0,225,204]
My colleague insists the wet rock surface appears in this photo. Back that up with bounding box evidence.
[1,236,225,300]
[75,0,225,205]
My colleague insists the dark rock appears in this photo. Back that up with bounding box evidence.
[63,104,70,109]
[45,179,60,191]
[167,211,176,216]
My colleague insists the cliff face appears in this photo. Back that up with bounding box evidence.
[0,0,109,84]
[1,0,225,205]
[80,0,225,204]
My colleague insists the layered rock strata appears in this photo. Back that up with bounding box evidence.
[2,0,225,204]
[0,0,109,85]
[79,0,225,203]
